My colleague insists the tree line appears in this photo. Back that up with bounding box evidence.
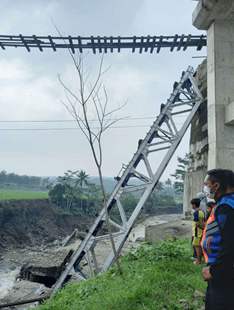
[0,170,50,188]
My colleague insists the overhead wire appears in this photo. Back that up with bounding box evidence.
[0,124,185,131]
[0,115,186,123]
[0,115,186,131]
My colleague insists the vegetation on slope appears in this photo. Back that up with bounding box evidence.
[38,238,206,310]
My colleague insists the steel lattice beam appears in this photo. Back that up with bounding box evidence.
[51,65,204,294]
[0,34,207,53]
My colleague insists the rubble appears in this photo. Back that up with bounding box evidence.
[0,213,187,309]
[16,248,75,288]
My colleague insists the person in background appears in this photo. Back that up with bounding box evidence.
[190,192,208,260]
[206,201,214,220]
[191,198,205,265]
[202,169,234,310]
[197,192,207,215]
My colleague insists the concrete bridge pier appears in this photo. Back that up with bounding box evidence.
[193,0,234,169]
[183,0,234,217]
[206,19,234,169]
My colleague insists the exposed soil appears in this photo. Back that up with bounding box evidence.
[0,199,183,256]
[0,203,189,310]
[0,199,93,255]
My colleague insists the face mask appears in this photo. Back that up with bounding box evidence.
[203,184,218,199]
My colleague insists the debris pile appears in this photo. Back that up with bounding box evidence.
[16,249,74,288]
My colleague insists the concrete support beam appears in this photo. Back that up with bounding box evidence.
[225,101,234,126]
[193,0,234,30]
[207,20,234,169]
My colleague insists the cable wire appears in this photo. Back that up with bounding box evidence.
[0,115,186,123]
[0,124,185,131]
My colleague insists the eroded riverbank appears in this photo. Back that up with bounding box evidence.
[0,213,191,309]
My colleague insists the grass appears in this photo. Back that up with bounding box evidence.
[0,189,48,200]
[38,238,206,310]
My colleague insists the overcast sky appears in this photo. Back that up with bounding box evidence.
[0,0,206,181]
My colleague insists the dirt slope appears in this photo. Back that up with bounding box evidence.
[0,199,93,255]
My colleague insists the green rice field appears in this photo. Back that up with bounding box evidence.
[0,189,48,200]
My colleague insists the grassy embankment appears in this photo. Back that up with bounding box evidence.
[38,238,206,310]
[0,189,48,200]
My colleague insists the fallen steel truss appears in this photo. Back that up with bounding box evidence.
[51,65,203,294]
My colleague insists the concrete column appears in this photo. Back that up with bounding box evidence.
[183,0,234,218]
[207,20,234,169]
[192,0,234,171]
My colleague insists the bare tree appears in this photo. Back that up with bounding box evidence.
[58,48,127,275]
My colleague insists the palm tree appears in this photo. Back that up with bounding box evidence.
[77,170,90,212]
[77,170,90,189]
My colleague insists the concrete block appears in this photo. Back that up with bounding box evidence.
[16,247,75,288]
[208,143,234,170]
[145,220,192,244]
[224,125,234,145]
[193,0,234,30]
[225,101,234,125]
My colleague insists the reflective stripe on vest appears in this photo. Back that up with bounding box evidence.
[205,221,219,236]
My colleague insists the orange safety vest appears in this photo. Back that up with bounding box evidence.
[201,203,219,264]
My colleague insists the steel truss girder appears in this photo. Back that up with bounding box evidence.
[0,34,207,53]
[51,65,203,294]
